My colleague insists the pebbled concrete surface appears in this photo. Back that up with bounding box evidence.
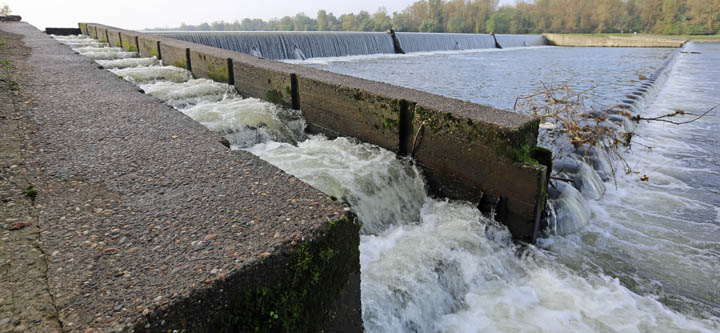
[0,26,63,333]
[0,22,347,332]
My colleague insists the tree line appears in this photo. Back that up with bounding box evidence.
[150,0,720,35]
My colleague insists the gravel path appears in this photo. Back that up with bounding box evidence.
[0,22,346,332]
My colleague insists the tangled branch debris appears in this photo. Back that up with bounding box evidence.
[514,83,718,181]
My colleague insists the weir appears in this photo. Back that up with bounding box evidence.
[153,30,547,60]
[80,22,550,244]
[3,15,709,332]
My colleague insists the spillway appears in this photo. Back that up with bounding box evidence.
[52,33,719,331]
[152,31,546,60]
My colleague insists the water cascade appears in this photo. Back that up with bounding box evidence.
[153,31,396,60]
[53,34,719,331]
[153,31,546,60]
[394,32,545,53]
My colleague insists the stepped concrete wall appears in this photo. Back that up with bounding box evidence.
[81,22,550,244]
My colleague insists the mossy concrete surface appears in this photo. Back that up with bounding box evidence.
[137,35,160,58]
[119,31,139,52]
[189,48,231,84]
[297,75,403,150]
[292,65,548,242]
[136,214,361,332]
[158,39,189,69]
[95,26,108,43]
[544,33,686,47]
[231,56,296,109]
[106,30,121,48]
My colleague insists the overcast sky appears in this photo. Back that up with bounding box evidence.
[6,0,514,30]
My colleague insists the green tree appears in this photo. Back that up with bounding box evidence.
[317,10,328,31]
[373,8,393,31]
[419,19,442,32]
[0,4,10,16]
[392,11,418,31]
[486,7,513,33]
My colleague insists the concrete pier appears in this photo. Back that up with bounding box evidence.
[0,22,361,332]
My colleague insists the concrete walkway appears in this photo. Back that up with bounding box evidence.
[0,22,358,332]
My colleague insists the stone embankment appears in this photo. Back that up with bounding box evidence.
[1,21,361,332]
[544,33,686,48]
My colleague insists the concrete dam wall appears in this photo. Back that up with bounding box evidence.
[59,22,551,331]
[81,22,550,244]
[151,30,548,60]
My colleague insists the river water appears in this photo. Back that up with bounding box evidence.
[54,35,719,331]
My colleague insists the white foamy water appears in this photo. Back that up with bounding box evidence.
[251,139,715,332]
[139,79,237,108]
[540,43,720,321]
[248,137,427,235]
[77,50,138,60]
[110,66,193,84]
[97,57,160,69]
[182,98,307,147]
[57,35,719,331]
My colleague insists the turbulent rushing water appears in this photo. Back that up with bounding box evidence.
[54,34,719,331]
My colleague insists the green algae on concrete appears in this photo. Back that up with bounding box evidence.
[189,50,232,84]
[297,77,403,151]
[120,32,139,52]
[135,213,362,332]
[137,36,160,58]
[232,63,294,108]
[77,23,88,36]
[217,215,360,332]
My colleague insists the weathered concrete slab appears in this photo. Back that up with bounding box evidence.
[78,23,88,36]
[106,29,121,48]
[158,38,190,69]
[0,27,63,333]
[45,27,81,36]
[95,25,108,43]
[137,35,161,58]
[544,34,686,48]
[119,31,138,52]
[0,15,21,22]
[189,47,232,84]
[3,22,361,332]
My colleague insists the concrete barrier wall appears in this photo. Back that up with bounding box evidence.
[544,34,686,48]
[80,23,549,243]
[45,28,81,36]
[158,39,191,69]
[296,74,401,149]
[137,35,161,58]
[189,48,232,84]
[107,30,121,48]
[119,31,139,52]
[95,26,108,43]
